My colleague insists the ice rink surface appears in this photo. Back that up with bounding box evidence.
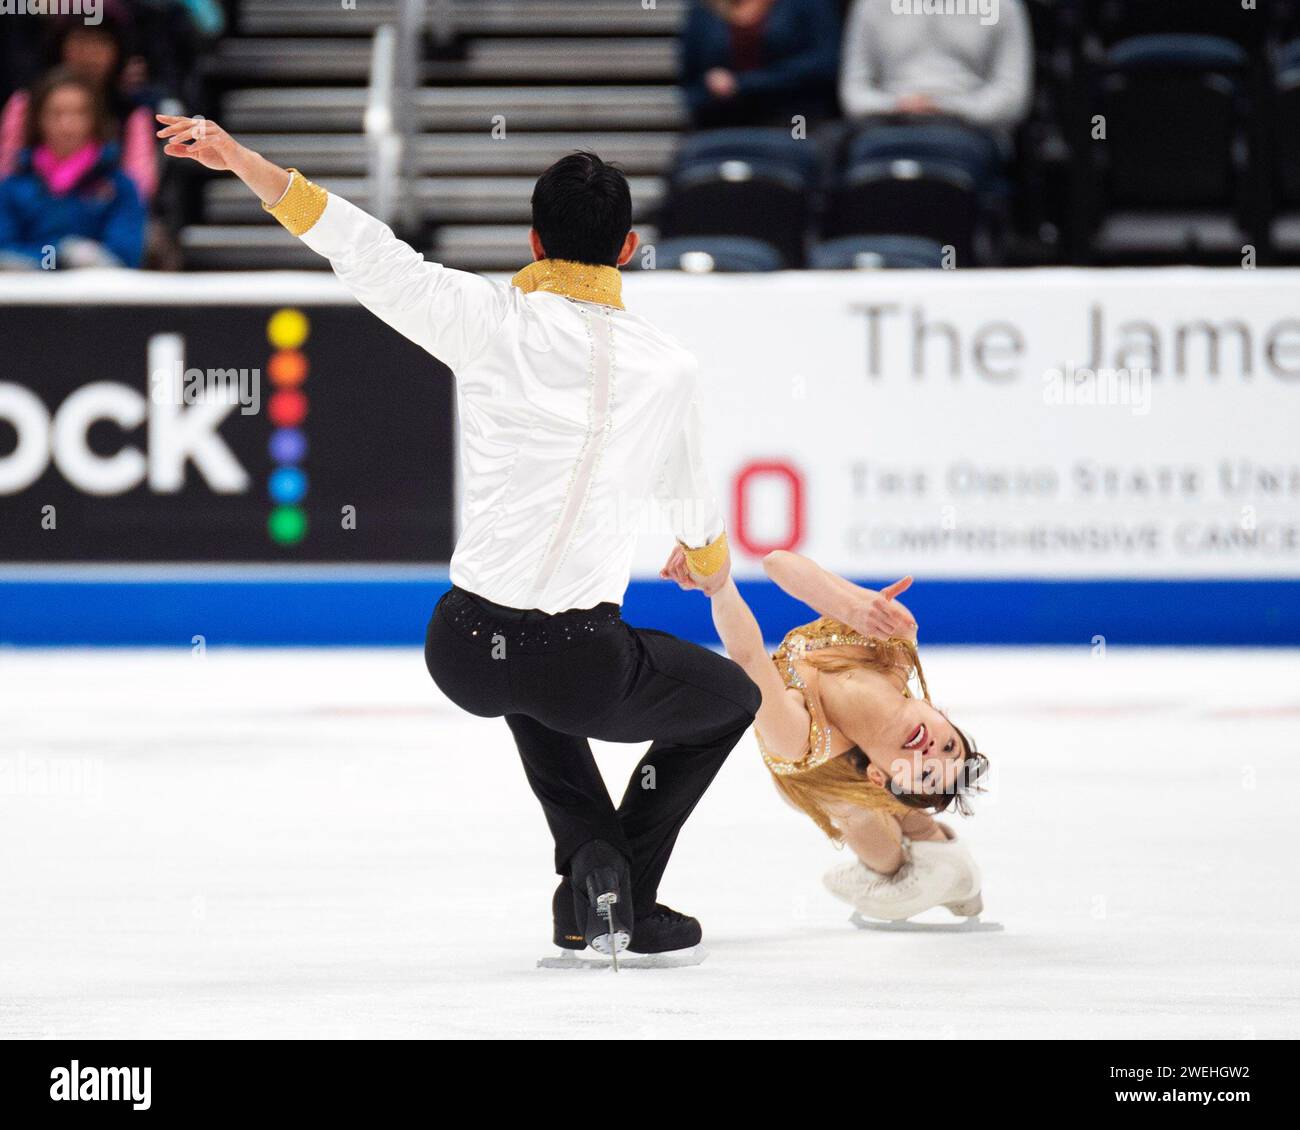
[2,643,1297,1040]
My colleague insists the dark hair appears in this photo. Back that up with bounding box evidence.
[844,724,990,817]
[24,68,113,150]
[530,151,632,267]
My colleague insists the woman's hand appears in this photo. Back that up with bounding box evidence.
[849,576,918,642]
[660,544,698,590]
[659,542,730,596]
[156,114,242,171]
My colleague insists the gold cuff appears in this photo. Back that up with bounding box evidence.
[680,530,728,577]
[262,168,327,236]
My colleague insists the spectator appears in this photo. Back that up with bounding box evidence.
[839,0,1033,150]
[126,0,228,114]
[0,69,146,270]
[680,0,841,130]
[0,9,160,202]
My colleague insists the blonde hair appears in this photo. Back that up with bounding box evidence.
[773,631,931,842]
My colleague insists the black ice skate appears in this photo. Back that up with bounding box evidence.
[627,904,702,954]
[541,879,707,970]
[568,839,634,970]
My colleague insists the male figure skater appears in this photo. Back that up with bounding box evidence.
[159,114,761,964]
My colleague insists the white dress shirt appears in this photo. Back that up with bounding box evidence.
[296,193,724,613]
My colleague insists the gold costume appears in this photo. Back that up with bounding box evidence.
[679,530,729,577]
[262,169,328,236]
[511,257,625,310]
[756,616,927,839]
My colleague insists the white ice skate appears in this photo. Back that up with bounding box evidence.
[824,836,1003,933]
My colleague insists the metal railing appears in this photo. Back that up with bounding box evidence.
[364,0,426,227]
[364,24,401,225]
[397,0,426,230]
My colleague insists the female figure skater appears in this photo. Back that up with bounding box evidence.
[662,546,990,923]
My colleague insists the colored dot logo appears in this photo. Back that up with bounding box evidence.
[266,308,310,546]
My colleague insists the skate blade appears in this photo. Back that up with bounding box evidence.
[537,945,707,970]
[849,911,1004,934]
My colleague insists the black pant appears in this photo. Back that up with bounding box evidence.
[424,585,761,915]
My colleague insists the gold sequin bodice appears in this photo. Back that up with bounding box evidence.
[754,616,876,777]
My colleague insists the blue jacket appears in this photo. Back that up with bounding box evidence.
[679,0,841,127]
[0,143,146,267]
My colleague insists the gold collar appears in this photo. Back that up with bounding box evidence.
[511,258,624,310]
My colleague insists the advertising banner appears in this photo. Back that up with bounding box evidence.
[0,284,454,563]
[626,268,1300,580]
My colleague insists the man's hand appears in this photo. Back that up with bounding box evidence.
[659,543,730,597]
[157,114,291,205]
[156,114,241,171]
[848,576,918,641]
[894,93,939,115]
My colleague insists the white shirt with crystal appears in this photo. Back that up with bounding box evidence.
[296,192,724,613]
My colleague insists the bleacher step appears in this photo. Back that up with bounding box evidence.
[237,0,686,37]
[203,175,665,223]
[223,85,686,133]
[236,131,678,176]
[431,223,659,271]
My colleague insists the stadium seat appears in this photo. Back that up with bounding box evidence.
[633,236,785,273]
[659,155,812,268]
[1278,46,1300,204]
[1074,27,1263,262]
[843,123,1006,198]
[1100,36,1247,207]
[1086,0,1269,49]
[808,235,948,270]
[823,159,980,266]
[1106,33,1249,73]
[1271,41,1300,256]
[671,128,824,189]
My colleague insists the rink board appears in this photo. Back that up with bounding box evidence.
[2,269,1298,646]
[1,574,1296,646]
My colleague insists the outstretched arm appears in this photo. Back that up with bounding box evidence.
[157,114,509,371]
[158,116,291,204]
[660,551,809,762]
[763,550,918,642]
